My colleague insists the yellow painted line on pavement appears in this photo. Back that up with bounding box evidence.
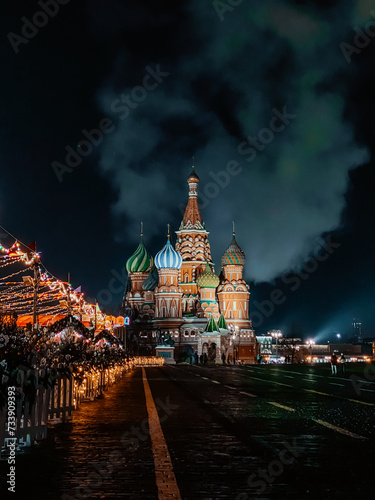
[201,376,209,380]
[239,391,258,398]
[211,380,221,384]
[142,368,182,500]
[305,389,331,396]
[305,389,375,406]
[312,418,367,440]
[268,402,295,412]
[347,398,375,407]
[224,385,237,390]
[250,375,294,388]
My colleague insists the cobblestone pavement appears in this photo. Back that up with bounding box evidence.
[1,364,374,499]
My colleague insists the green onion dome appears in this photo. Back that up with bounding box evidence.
[222,234,245,266]
[197,263,220,289]
[126,239,153,273]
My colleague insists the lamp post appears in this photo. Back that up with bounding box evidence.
[229,323,238,363]
[22,260,40,330]
[270,330,282,359]
[306,339,315,362]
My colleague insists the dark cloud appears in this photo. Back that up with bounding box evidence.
[94,0,368,283]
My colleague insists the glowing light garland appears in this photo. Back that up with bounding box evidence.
[0,228,124,328]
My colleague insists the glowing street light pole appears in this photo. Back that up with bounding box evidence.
[22,259,41,330]
[306,339,315,362]
[270,330,282,359]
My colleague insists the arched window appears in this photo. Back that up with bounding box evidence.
[184,273,189,283]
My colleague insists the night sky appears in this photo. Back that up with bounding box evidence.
[1,0,374,340]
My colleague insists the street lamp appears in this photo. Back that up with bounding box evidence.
[306,339,315,362]
[270,330,282,359]
[229,324,239,362]
[23,271,40,329]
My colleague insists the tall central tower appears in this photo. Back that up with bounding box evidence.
[175,167,213,313]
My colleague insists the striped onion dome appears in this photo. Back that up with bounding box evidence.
[222,234,245,266]
[126,239,153,273]
[142,267,159,291]
[197,263,219,289]
[155,239,182,270]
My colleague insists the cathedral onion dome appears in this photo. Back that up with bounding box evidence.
[126,239,153,273]
[218,312,227,330]
[204,315,219,333]
[188,166,200,182]
[197,263,220,289]
[142,267,159,291]
[222,233,245,266]
[155,239,182,270]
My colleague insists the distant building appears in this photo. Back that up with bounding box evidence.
[352,318,363,343]
[256,335,272,355]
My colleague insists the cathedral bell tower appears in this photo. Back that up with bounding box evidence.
[175,166,213,313]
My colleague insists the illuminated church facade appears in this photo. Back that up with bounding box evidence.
[122,168,257,363]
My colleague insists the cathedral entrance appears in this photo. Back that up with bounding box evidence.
[208,342,217,363]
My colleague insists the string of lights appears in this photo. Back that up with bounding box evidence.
[0,226,121,328]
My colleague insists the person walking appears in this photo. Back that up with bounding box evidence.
[222,352,226,365]
[340,353,346,374]
[331,353,338,374]
[203,352,208,365]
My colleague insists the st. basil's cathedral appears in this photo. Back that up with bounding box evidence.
[122,168,257,363]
